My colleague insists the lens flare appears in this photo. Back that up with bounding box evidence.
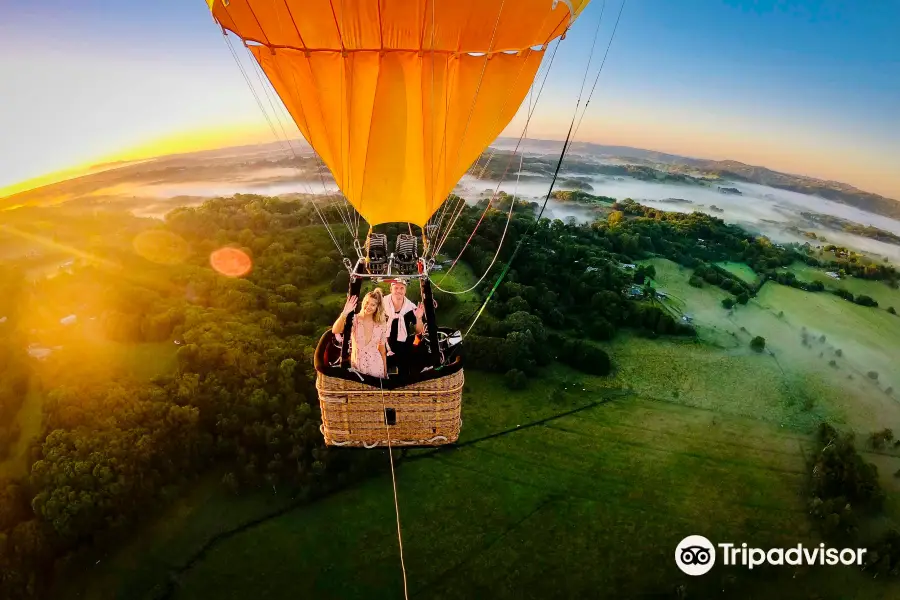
[210,247,253,278]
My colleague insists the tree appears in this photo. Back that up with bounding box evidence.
[889,306,897,315]
[607,211,624,226]
[721,298,735,309]
[855,295,878,307]
[505,296,530,315]
[736,291,750,305]
[750,336,766,352]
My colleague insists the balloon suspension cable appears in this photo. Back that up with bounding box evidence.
[247,50,362,249]
[572,0,627,142]
[427,42,557,260]
[432,35,563,289]
[426,44,558,261]
[430,3,573,263]
[220,28,348,257]
[249,0,363,249]
[464,0,626,337]
[431,56,548,296]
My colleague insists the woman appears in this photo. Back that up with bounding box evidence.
[332,289,390,379]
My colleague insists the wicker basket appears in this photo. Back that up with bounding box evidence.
[316,369,464,448]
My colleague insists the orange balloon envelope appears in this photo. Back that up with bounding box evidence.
[206,0,589,227]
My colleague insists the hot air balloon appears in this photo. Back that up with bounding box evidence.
[206,0,590,448]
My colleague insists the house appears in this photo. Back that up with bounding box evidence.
[655,290,669,299]
[681,314,694,323]
[620,263,636,270]
[585,266,599,273]
[826,271,841,280]
[60,314,77,326]
[627,285,644,298]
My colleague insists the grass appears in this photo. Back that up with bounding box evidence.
[63,365,900,599]
[727,284,900,432]
[54,259,900,600]
[151,386,813,600]
[789,262,900,312]
[638,257,743,340]
[716,261,760,285]
[637,258,900,432]
[603,333,836,432]
[54,472,298,600]
[0,382,43,480]
[163,389,890,600]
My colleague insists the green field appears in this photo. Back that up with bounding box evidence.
[716,261,760,285]
[789,262,900,311]
[60,368,900,600]
[171,394,820,600]
[729,283,900,430]
[640,257,750,348]
[642,258,900,432]
[54,258,900,600]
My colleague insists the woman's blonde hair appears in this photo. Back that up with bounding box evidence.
[361,288,387,323]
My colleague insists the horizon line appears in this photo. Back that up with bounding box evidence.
[1,135,896,204]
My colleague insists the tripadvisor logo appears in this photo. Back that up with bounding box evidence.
[676,535,716,576]
[675,536,867,575]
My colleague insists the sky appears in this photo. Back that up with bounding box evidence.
[0,0,898,199]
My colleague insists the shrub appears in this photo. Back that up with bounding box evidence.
[750,336,766,352]
[721,298,735,309]
[833,289,854,302]
[868,371,879,380]
[855,295,878,307]
[559,339,612,376]
[504,369,528,390]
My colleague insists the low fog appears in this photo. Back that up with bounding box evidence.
[17,142,899,262]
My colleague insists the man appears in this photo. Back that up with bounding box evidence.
[382,278,425,377]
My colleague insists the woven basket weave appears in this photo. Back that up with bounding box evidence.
[316,369,464,448]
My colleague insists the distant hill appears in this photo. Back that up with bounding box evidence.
[493,137,900,220]
[678,159,900,220]
[5,137,899,221]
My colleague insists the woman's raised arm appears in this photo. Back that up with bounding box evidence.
[332,295,358,335]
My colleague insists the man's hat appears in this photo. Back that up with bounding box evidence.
[388,278,408,286]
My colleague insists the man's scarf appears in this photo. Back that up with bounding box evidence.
[383,295,417,343]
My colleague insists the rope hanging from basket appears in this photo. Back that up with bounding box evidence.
[378,378,410,600]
